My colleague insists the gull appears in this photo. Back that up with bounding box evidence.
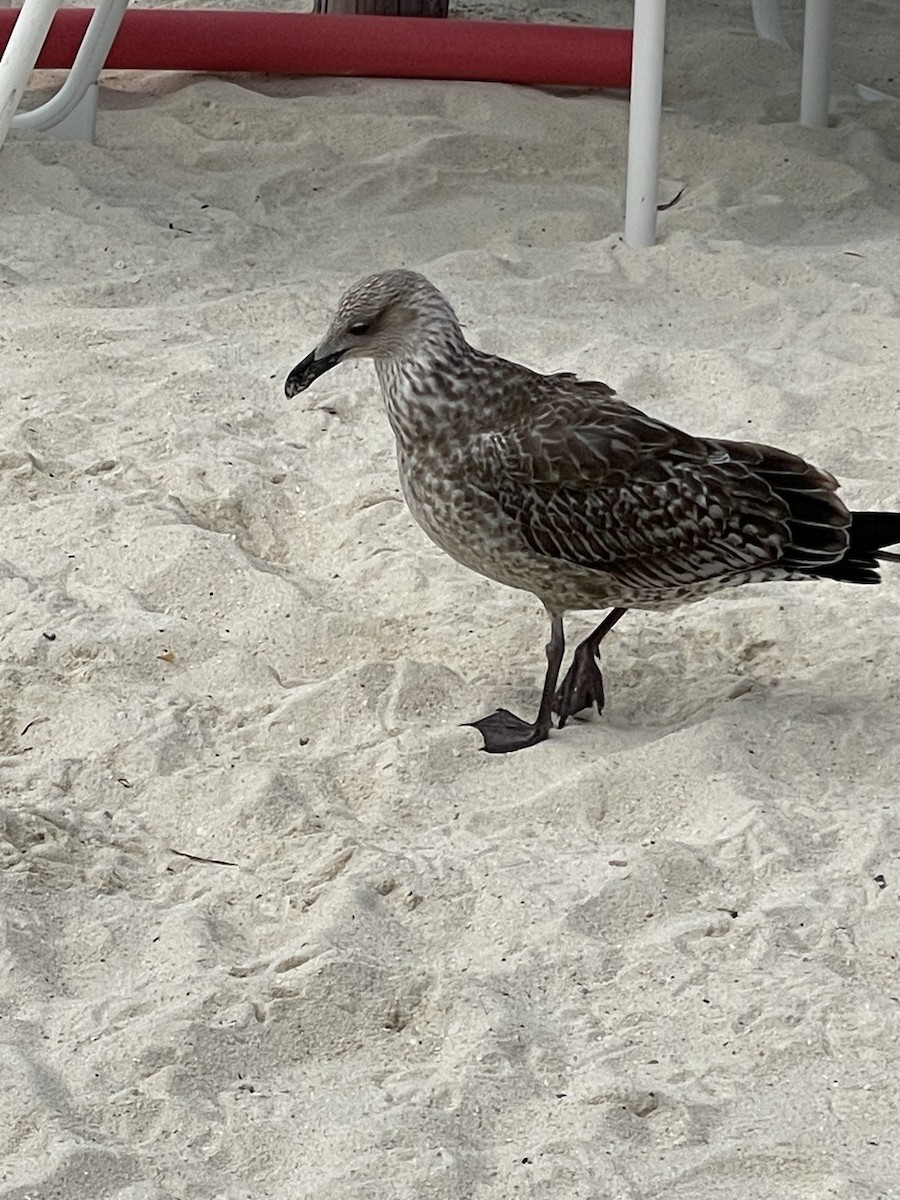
[285,269,900,753]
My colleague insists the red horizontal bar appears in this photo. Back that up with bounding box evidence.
[0,10,632,88]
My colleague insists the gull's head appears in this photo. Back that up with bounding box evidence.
[285,269,463,397]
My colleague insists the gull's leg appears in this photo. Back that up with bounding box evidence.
[467,613,565,754]
[554,608,627,727]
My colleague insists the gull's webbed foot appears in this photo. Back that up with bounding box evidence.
[465,709,552,754]
[466,612,566,753]
[553,649,606,728]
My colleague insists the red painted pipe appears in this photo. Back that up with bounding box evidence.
[0,10,632,88]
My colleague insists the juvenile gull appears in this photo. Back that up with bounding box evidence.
[285,269,900,753]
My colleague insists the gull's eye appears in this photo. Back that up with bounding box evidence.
[348,321,371,336]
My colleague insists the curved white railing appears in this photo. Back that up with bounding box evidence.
[0,0,127,148]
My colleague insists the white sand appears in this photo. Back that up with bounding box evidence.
[3,1,900,1196]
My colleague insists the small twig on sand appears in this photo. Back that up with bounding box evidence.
[658,186,686,212]
[168,848,238,868]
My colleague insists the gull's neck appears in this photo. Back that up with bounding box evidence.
[374,319,474,454]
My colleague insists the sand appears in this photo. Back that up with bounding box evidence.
[2,1,900,1196]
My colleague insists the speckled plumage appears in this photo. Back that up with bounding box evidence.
[285,269,900,752]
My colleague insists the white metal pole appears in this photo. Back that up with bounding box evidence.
[0,0,63,149]
[800,0,833,127]
[624,0,667,248]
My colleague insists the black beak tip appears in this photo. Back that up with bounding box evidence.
[284,372,308,399]
[284,348,343,399]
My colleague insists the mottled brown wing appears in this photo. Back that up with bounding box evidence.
[713,437,850,570]
[466,393,848,587]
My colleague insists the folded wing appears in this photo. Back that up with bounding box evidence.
[466,387,850,594]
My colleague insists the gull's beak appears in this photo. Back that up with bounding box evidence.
[284,347,344,398]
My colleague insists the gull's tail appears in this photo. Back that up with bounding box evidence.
[815,511,900,584]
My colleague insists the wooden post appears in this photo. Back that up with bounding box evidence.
[313,2,449,14]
